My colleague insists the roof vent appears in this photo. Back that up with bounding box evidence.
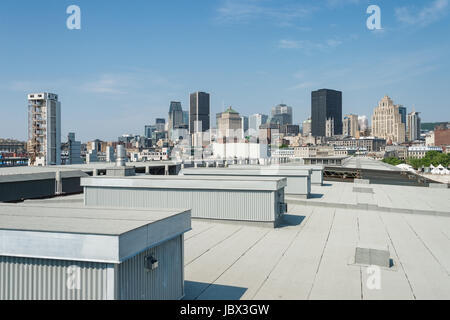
[116,145,126,167]
[355,244,392,268]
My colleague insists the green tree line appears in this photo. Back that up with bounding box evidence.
[382,151,450,169]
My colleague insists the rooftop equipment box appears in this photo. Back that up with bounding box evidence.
[0,170,88,202]
[230,164,324,185]
[0,204,191,300]
[81,176,288,228]
[180,167,311,198]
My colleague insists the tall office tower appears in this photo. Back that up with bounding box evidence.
[398,106,407,125]
[372,96,406,143]
[190,91,210,134]
[67,133,82,165]
[302,118,312,135]
[241,116,249,137]
[106,146,115,163]
[168,101,183,140]
[144,125,156,139]
[217,107,243,140]
[311,89,343,137]
[182,111,189,126]
[271,104,293,126]
[155,118,166,132]
[27,93,61,166]
[325,118,335,137]
[249,114,268,136]
[343,114,359,137]
[407,111,421,141]
[358,116,369,132]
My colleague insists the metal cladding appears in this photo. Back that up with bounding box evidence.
[116,145,126,167]
[180,167,311,198]
[82,175,288,227]
[0,205,190,300]
[230,164,324,185]
[0,170,88,202]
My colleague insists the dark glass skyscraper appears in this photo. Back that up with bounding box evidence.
[311,89,343,137]
[190,92,210,134]
[398,106,407,125]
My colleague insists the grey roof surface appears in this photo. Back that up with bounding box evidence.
[0,204,191,263]
[342,157,401,171]
[81,175,287,191]
[0,204,189,235]
[286,181,450,215]
[183,202,450,300]
[0,161,178,175]
[0,170,88,183]
[181,167,311,177]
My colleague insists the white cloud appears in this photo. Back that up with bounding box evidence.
[395,0,449,27]
[326,0,360,7]
[216,0,316,24]
[83,74,130,95]
[278,38,343,52]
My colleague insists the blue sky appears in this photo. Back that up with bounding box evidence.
[0,0,449,141]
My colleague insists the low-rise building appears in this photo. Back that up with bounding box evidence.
[407,146,443,159]
[327,137,386,152]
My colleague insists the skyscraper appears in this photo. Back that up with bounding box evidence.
[67,133,82,165]
[271,104,293,126]
[311,89,343,137]
[398,106,407,125]
[182,111,189,126]
[241,116,249,137]
[155,118,166,132]
[372,96,406,143]
[407,111,421,141]
[249,114,268,136]
[168,101,183,140]
[190,91,210,134]
[217,107,242,140]
[343,114,359,138]
[27,93,61,166]
[302,118,312,136]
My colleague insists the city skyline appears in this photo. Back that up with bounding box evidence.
[0,0,449,141]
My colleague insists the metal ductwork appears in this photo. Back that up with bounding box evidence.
[116,145,126,167]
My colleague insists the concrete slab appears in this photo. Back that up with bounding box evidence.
[254,207,335,300]
[379,213,450,299]
[308,209,361,300]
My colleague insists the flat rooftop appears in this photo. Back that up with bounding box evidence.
[0,204,191,263]
[341,157,401,171]
[0,204,189,235]
[81,175,287,191]
[286,181,450,215]
[7,178,450,299]
[0,161,178,176]
[183,202,450,300]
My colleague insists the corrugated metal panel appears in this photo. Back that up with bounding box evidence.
[0,257,108,300]
[0,180,55,202]
[85,187,277,223]
[117,236,184,300]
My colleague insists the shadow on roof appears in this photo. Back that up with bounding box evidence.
[279,214,306,228]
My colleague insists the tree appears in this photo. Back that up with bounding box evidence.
[382,157,404,166]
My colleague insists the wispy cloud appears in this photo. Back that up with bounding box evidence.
[82,74,131,95]
[326,0,361,7]
[395,0,449,27]
[216,0,316,25]
[278,38,343,52]
[81,71,179,96]
[288,50,442,93]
